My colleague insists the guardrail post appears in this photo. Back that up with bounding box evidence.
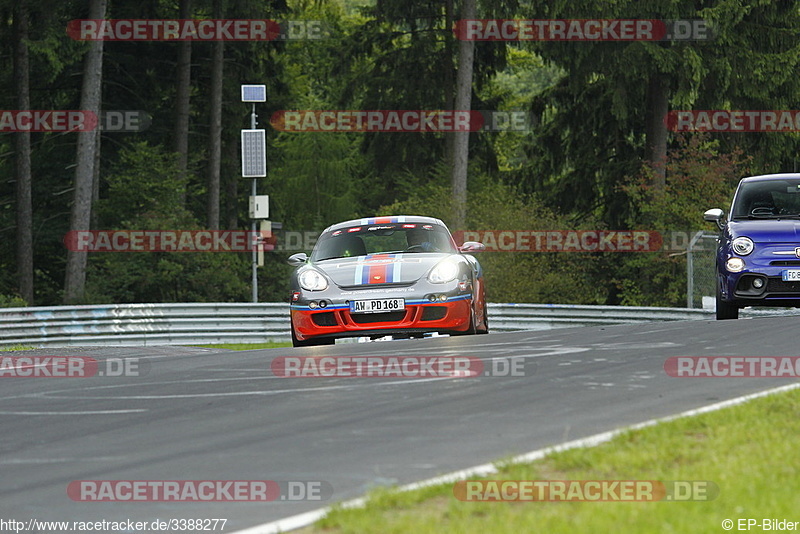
[686,231,704,308]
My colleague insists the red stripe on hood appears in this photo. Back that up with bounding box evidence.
[364,253,393,284]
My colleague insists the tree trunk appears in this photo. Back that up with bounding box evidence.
[14,0,33,305]
[450,0,476,229]
[91,122,101,229]
[64,0,106,304]
[645,73,669,190]
[443,0,455,172]
[175,0,193,205]
[207,0,224,230]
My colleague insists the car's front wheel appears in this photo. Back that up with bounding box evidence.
[477,305,489,334]
[452,307,477,335]
[716,278,739,320]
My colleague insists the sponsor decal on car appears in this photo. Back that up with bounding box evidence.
[353,254,401,285]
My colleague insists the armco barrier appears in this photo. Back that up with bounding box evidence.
[0,302,724,348]
[0,303,289,347]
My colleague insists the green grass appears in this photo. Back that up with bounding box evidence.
[0,344,35,351]
[299,387,800,534]
[191,341,292,350]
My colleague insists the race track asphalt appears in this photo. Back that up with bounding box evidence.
[0,317,796,530]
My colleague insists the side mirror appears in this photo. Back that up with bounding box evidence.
[459,241,485,253]
[703,208,726,231]
[286,252,308,266]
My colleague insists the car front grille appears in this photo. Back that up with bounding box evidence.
[421,306,447,321]
[349,311,407,324]
[311,312,337,327]
[766,278,800,294]
[770,260,800,266]
[339,283,414,291]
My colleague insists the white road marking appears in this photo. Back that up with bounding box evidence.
[0,456,127,464]
[0,409,147,415]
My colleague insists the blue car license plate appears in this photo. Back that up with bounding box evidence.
[782,270,800,282]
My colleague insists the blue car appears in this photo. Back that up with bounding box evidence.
[705,173,800,319]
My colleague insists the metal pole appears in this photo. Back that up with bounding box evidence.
[686,231,703,308]
[251,104,258,303]
[687,245,693,309]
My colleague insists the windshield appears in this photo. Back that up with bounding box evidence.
[312,222,457,261]
[731,179,800,219]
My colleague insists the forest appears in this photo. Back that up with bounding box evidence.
[2,0,799,307]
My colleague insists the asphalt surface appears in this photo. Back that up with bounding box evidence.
[0,317,798,531]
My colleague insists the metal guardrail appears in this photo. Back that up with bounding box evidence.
[0,303,289,347]
[0,302,721,348]
[488,303,713,332]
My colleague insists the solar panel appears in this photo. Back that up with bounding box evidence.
[241,84,267,102]
[241,129,266,177]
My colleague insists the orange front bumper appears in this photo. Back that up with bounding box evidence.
[291,298,473,341]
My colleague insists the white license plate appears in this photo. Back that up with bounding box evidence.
[783,270,800,282]
[350,298,405,314]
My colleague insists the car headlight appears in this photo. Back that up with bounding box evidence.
[731,237,754,256]
[298,269,328,291]
[726,257,745,272]
[428,259,459,284]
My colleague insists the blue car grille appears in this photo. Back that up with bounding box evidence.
[766,278,800,294]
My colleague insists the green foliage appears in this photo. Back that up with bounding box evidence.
[613,134,752,306]
[86,143,249,303]
[381,173,607,304]
[0,294,28,308]
[518,0,800,225]
[333,0,518,207]
[96,142,192,227]
[268,107,363,231]
[624,134,751,230]
[86,251,250,304]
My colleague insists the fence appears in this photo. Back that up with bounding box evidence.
[685,231,719,308]
[0,302,718,348]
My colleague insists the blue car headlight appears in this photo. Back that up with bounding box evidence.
[726,257,745,272]
[298,269,328,291]
[731,237,754,256]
